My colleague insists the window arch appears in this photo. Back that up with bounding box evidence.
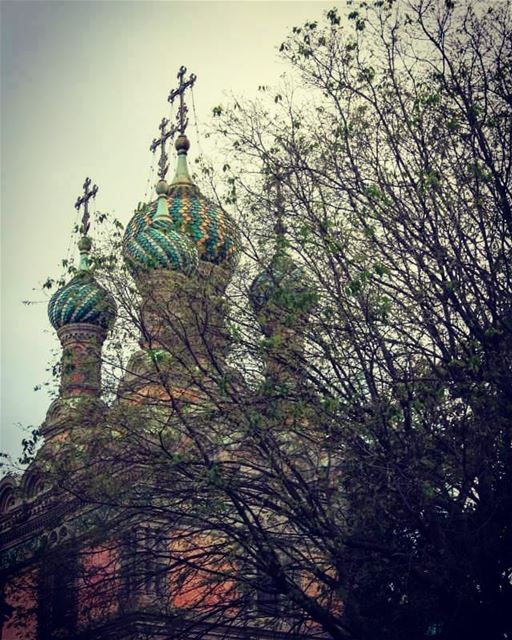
[0,483,17,513]
[25,474,45,500]
[24,472,46,500]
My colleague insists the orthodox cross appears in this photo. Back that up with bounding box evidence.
[268,173,287,237]
[168,65,197,135]
[150,117,177,180]
[74,177,98,236]
[274,180,287,236]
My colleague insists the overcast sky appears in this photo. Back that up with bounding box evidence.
[1,0,334,461]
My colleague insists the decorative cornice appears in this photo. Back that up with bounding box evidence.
[0,494,113,573]
[57,322,108,346]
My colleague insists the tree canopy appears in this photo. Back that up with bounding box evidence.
[7,2,512,640]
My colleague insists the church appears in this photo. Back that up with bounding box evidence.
[0,67,322,640]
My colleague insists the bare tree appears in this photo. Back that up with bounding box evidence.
[2,2,511,640]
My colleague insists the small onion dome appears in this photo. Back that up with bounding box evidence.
[124,139,238,265]
[124,217,199,276]
[249,252,316,315]
[48,269,116,330]
[123,179,199,276]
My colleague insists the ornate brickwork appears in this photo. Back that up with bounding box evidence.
[56,324,108,398]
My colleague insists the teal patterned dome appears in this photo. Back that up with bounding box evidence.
[123,217,198,276]
[48,270,116,330]
[250,252,315,314]
[125,133,238,270]
[124,184,238,265]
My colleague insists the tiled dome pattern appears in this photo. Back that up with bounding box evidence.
[48,271,116,330]
[124,185,238,265]
[124,218,198,276]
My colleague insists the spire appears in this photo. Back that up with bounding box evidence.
[78,236,92,271]
[250,173,315,322]
[167,65,196,187]
[171,134,193,186]
[153,178,171,222]
[250,176,315,385]
[150,115,180,220]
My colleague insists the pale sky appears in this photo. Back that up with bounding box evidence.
[1,0,333,461]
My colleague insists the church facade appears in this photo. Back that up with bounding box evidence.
[1,68,321,640]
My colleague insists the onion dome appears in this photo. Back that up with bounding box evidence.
[250,251,315,315]
[250,182,315,317]
[48,236,116,330]
[124,135,238,266]
[123,178,199,276]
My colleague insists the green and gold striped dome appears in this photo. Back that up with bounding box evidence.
[125,185,238,265]
[123,177,199,276]
[48,270,116,330]
[124,217,198,276]
[124,136,238,266]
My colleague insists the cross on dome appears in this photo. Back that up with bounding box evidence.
[123,65,238,270]
[150,117,177,180]
[266,173,288,238]
[168,65,197,136]
[74,177,98,236]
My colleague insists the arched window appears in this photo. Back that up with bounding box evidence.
[0,485,16,513]
[25,473,46,499]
